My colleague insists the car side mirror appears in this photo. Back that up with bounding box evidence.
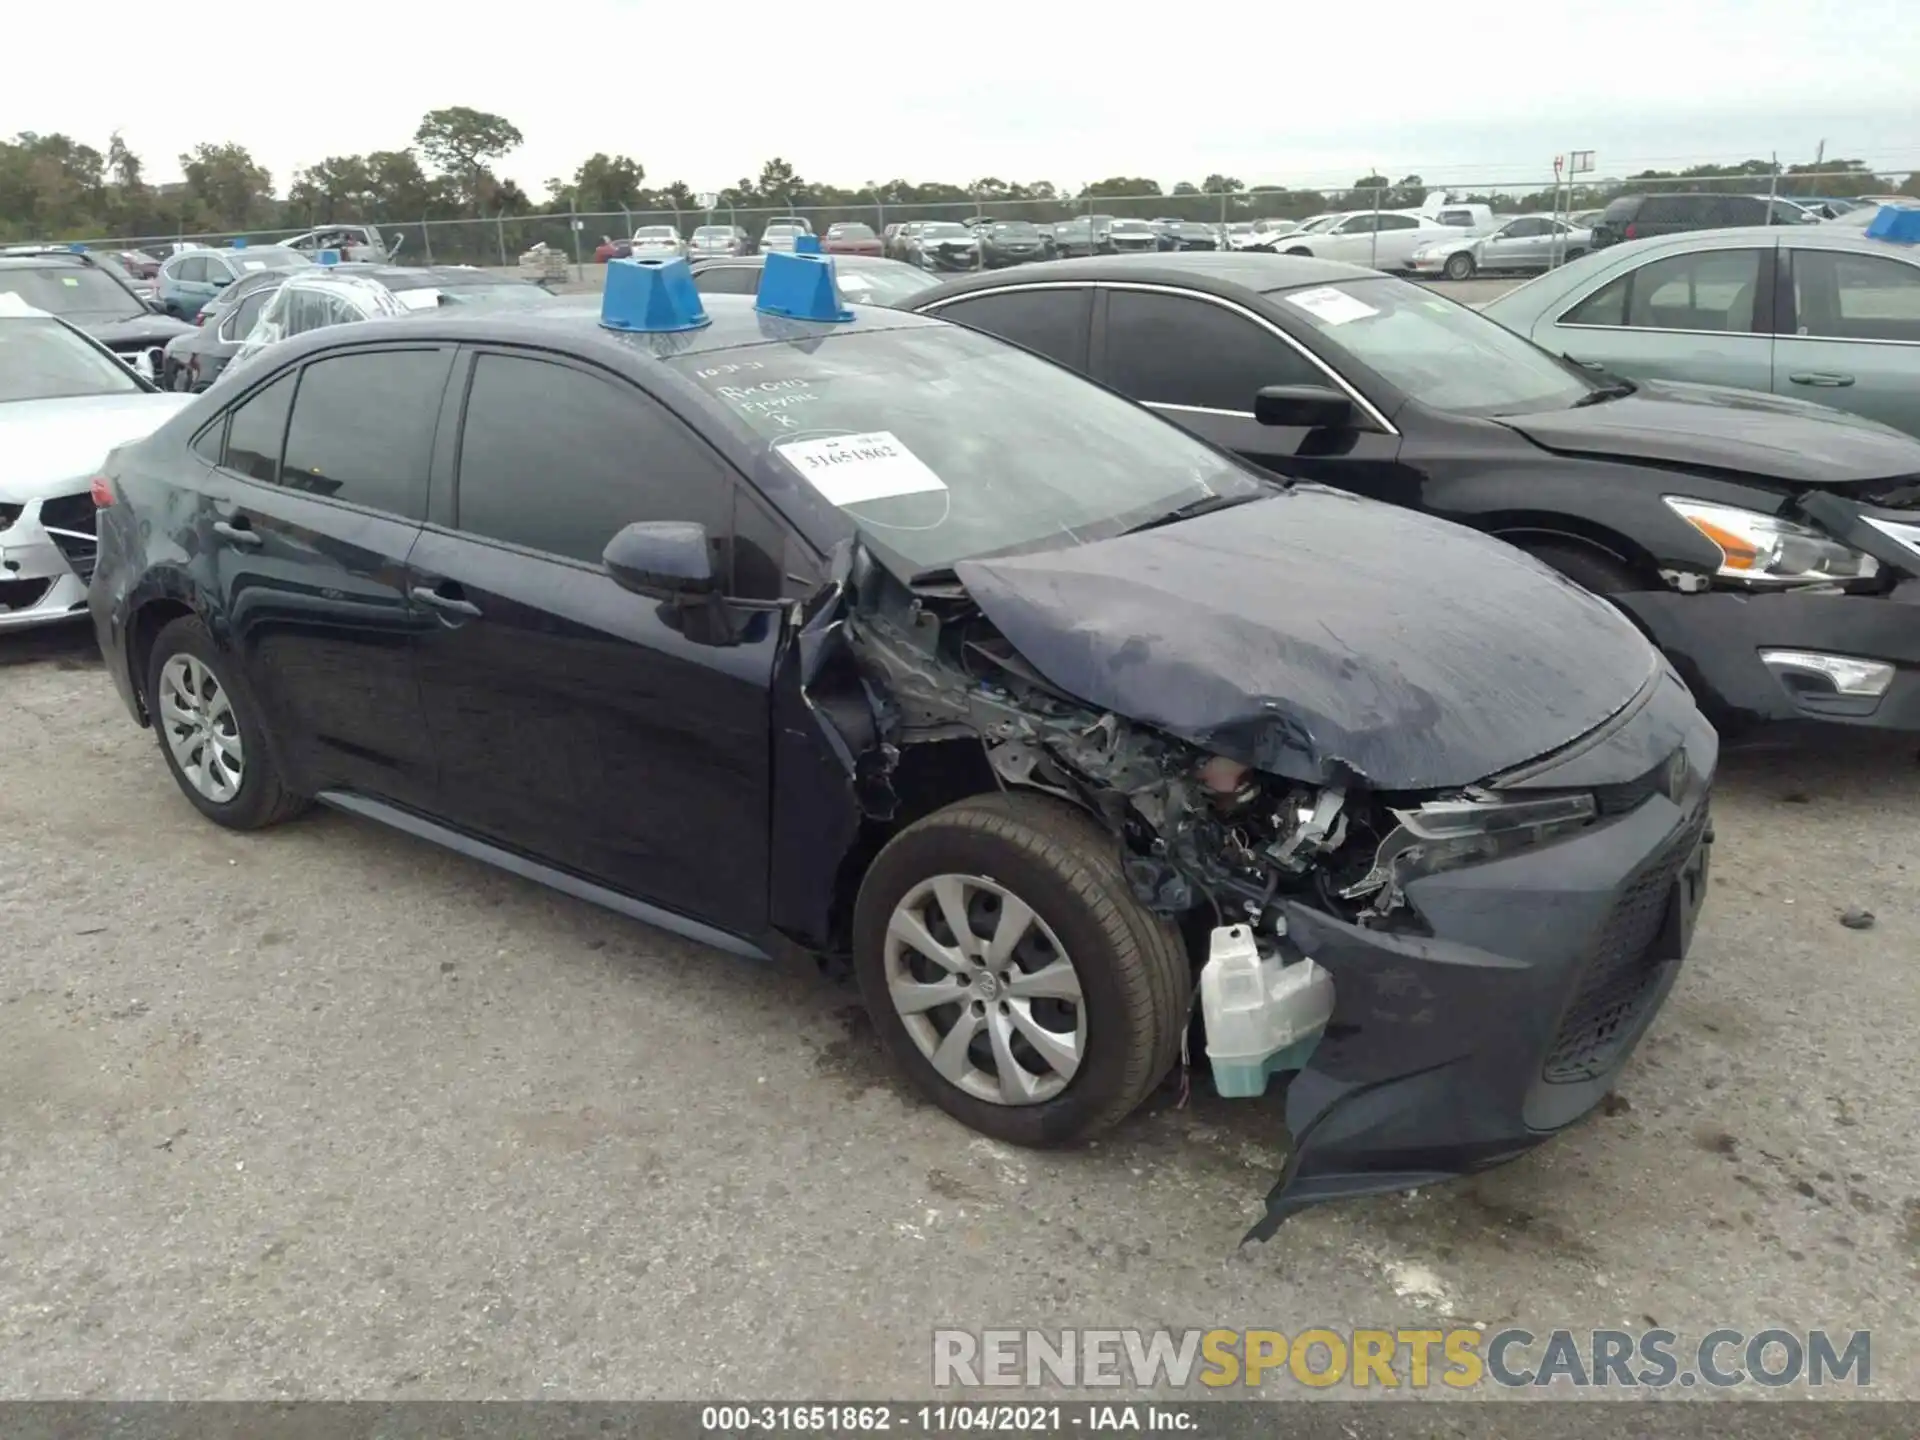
[604,520,717,598]
[211,275,232,289]
[145,297,166,314]
[1254,384,1355,430]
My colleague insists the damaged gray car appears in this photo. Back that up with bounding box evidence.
[89,282,1716,1235]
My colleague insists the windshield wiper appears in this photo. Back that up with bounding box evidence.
[1572,380,1637,407]
[1119,490,1267,537]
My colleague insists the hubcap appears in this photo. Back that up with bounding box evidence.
[883,873,1086,1106]
[158,654,245,803]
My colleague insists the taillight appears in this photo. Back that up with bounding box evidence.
[1623,223,1638,239]
[90,476,115,508]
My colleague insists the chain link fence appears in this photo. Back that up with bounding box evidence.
[45,168,1917,272]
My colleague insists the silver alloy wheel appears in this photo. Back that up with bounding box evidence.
[883,873,1086,1106]
[158,653,245,803]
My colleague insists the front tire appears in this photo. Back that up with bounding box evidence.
[1444,251,1476,281]
[146,615,309,830]
[853,793,1191,1148]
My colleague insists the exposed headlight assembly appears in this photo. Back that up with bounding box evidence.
[1664,497,1877,586]
[1341,791,1597,915]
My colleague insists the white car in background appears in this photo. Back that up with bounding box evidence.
[1272,211,1455,271]
[629,226,688,260]
[1408,213,1594,281]
[0,295,191,631]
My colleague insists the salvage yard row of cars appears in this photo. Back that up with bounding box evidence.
[3,204,1919,1234]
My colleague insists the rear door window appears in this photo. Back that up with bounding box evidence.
[929,287,1093,372]
[1790,249,1920,343]
[274,349,449,517]
[175,256,209,284]
[1103,289,1322,411]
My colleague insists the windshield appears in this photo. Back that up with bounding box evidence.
[635,227,678,239]
[1110,221,1152,233]
[921,224,969,238]
[694,227,734,240]
[0,316,145,401]
[1274,276,1594,417]
[669,325,1263,573]
[829,263,939,306]
[0,263,144,322]
[765,225,802,238]
[829,223,876,239]
[1298,215,1343,234]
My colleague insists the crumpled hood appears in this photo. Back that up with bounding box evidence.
[953,487,1658,789]
[0,392,194,503]
[1499,378,1920,484]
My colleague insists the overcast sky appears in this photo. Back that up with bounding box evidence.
[10,1,1917,196]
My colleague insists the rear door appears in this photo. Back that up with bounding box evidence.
[1090,284,1403,487]
[1544,242,1776,392]
[1774,244,1920,436]
[407,347,785,928]
[197,345,449,806]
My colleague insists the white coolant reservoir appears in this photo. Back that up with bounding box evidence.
[1199,924,1336,1098]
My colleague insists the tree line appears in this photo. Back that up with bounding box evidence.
[4,108,1915,256]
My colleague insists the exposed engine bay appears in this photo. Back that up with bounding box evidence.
[844,564,1596,933]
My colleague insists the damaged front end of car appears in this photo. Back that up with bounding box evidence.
[773,498,1716,1237]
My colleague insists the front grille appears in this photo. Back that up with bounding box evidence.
[37,491,98,584]
[0,577,54,612]
[1540,806,1708,1085]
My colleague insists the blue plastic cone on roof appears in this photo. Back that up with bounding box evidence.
[600,255,711,333]
[317,248,341,266]
[68,243,86,254]
[1866,205,1920,244]
[755,251,853,323]
[233,236,248,249]
[793,234,822,255]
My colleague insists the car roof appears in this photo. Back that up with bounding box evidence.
[256,291,940,371]
[911,251,1380,295]
[1578,226,1919,257]
[0,252,96,270]
[291,263,522,290]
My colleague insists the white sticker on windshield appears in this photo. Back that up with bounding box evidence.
[775,431,947,507]
[241,260,266,271]
[1285,286,1379,326]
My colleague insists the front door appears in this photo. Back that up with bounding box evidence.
[408,348,781,931]
[196,345,450,807]
[1091,285,1404,488]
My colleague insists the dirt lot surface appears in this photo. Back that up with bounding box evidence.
[1,620,1914,1401]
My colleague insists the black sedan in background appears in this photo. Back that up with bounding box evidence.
[976,220,1050,267]
[910,253,1920,738]
[0,249,191,377]
[904,222,982,271]
[87,292,1712,1234]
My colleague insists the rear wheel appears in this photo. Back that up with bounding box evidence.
[1444,250,1476,281]
[146,615,309,830]
[853,793,1191,1147]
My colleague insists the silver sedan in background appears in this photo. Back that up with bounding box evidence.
[1481,223,1920,437]
[1409,213,1593,281]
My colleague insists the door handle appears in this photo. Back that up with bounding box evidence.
[411,584,482,619]
[1789,372,1855,387]
[212,518,262,547]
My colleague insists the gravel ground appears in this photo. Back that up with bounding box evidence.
[2,604,1915,1403]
